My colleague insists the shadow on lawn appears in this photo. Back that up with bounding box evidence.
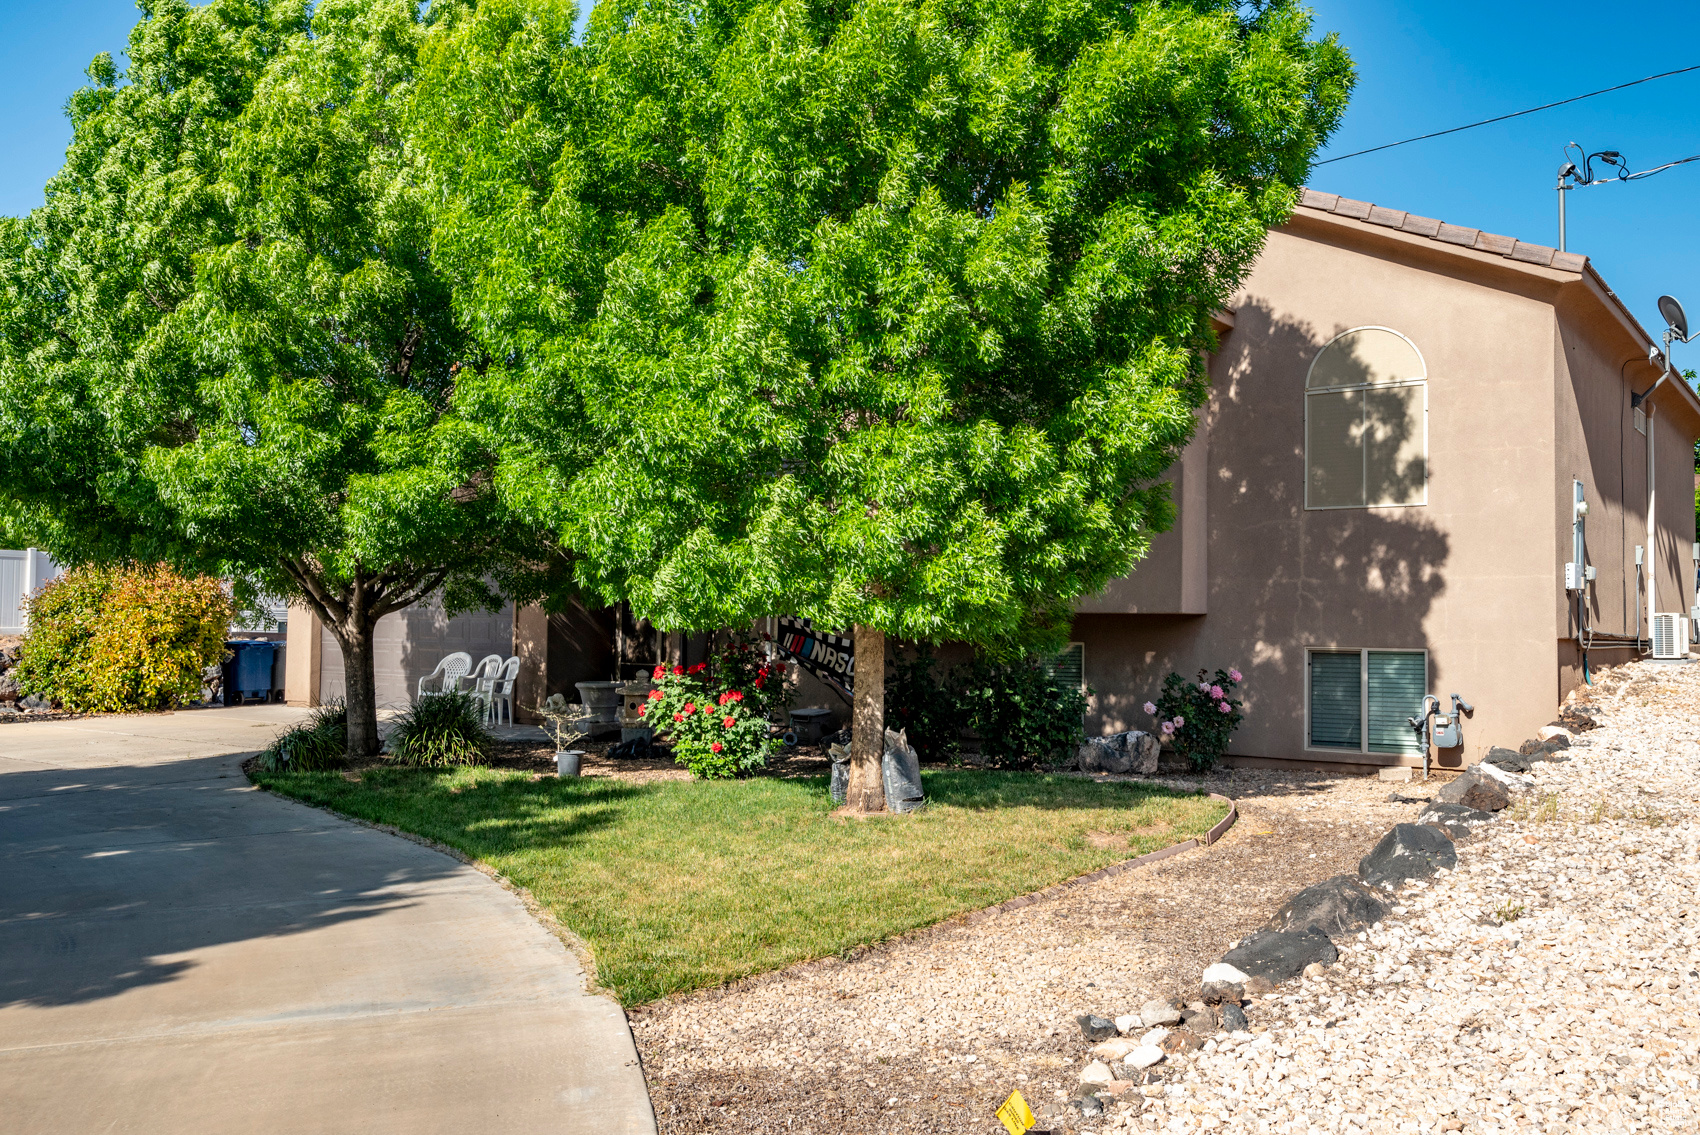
[273,766,656,856]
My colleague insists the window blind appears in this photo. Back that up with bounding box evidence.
[1367,651,1426,755]
[1306,390,1365,508]
[1044,643,1085,692]
[1364,386,1426,507]
[1308,651,1361,750]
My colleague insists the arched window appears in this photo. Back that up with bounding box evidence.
[1305,326,1427,509]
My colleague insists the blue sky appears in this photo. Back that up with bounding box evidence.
[2,0,1697,339]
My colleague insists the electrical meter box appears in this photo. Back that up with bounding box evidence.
[1563,562,1584,591]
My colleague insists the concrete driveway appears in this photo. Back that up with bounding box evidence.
[0,706,656,1134]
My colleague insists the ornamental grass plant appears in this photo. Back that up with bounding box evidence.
[258,701,348,772]
[387,691,492,768]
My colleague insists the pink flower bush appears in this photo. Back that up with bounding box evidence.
[1150,666,1244,772]
[1228,668,1243,683]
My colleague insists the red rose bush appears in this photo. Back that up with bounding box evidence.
[645,654,778,779]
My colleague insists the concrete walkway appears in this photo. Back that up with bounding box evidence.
[0,706,656,1134]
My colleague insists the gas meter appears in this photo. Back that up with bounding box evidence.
[1408,693,1473,779]
[1434,693,1472,749]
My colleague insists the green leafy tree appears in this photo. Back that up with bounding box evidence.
[0,0,565,756]
[417,0,1352,807]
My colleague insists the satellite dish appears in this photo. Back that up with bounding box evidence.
[1659,295,1688,341]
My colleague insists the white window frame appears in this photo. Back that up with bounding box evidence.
[1303,647,1429,757]
[1303,325,1429,511]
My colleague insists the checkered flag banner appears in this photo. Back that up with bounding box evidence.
[776,616,854,697]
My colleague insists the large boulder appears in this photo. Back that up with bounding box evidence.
[1435,768,1511,812]
[1268,875,1390,937]
[1075,730,1160,775]
[1220,927,1338,983]
[1481,746,1532,774]
[1519,734,1570,757]
[1359,823,1457,889]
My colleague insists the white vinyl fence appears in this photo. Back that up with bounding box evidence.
[0,550,61,635]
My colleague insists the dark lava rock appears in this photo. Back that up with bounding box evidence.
[1558,708,1599,731]
[1434,769,1511,812]
[1076,1014,1117,1042]
[1220,1002,1249,1032]
[1199,980,1244,1006]
[1518,735,1571,757]
[1072,1094,1105,1117]
[1220,928,1338,984]
[1359,823,1458,889]
[1482,746,1532,774]
[1268,874,1390,938]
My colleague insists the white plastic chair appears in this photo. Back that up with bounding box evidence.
[417,652,473,700]
[488,656,521,726]
[464,654,505,716]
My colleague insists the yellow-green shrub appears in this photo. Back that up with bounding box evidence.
[16,565,234,712]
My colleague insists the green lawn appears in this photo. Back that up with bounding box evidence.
[252,765,1226,1004]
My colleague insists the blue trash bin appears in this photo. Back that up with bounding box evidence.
[228,641,278,704]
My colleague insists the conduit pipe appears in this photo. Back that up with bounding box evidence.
[1638,367,1672,649]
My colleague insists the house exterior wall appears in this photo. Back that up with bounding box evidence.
[314,600,515,712]
[1071,212,1697,770]
[283,604,323,706]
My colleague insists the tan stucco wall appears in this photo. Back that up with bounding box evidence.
[1076,214,1698,769]
[283,603,322,707]
[316,600,516,713]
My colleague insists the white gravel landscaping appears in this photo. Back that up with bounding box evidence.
[1112,659,1700,1135]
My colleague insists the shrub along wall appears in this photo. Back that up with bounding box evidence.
[15,564,233,713]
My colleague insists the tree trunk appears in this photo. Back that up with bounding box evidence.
[336,623,381,759]
[848,624,885,813]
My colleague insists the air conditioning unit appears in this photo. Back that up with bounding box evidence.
[1652,613,1690,660]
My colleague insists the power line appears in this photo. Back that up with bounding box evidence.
[1315,64,1700,165]
[1568,143,1700,185]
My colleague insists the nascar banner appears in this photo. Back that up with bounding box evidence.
[776,616,854,697]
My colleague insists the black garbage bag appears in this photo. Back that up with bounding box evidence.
[882,728,925,813]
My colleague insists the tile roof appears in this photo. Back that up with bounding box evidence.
[1298,189,1589,275]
